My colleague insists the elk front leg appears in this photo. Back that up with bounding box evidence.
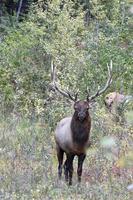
[65,154,75,185]
[77,153,86,183]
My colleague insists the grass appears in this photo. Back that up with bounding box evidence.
[0,108,133,200]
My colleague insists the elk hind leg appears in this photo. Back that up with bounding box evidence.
[56,144,64,179]
[64,158,68,182]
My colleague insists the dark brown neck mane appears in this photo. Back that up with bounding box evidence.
[71,112,91,146]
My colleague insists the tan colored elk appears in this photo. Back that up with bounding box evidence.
[104,92,133,123]
[51,61,113,185]
[104,92,125,112]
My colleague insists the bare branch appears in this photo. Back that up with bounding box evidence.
[87,60,113,101]
[50,60,78,102]
[16,0,23,22]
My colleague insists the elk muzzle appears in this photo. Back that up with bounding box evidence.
[78,112,86,121]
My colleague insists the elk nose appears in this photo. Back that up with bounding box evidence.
[78,112,85,121]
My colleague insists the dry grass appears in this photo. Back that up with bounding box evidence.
[0,109,133,200]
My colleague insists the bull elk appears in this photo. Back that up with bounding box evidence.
[51,61,113,185]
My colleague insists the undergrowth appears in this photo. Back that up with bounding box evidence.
[0,107,133,200]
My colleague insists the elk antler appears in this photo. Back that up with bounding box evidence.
[50,60,78,102]
[87,60,113,101]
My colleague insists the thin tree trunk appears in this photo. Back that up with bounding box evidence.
[16,0,23,22]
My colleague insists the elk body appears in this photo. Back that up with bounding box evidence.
[55,101,91,185]
[51,61,113,185]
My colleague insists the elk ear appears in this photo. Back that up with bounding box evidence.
[85,101,89,109]
[74,102,78,110]
[86,104,89,109]
[87,101,95,109]
[83,101,88,109]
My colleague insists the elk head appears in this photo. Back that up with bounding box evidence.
[73,100,89,121]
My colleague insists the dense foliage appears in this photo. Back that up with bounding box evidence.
[0,0,132,116]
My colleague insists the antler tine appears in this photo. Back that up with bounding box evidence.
[51,60,78,102]
[86,87,90,102]
[87,60,113,101]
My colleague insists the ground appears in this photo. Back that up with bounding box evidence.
[0,109,133,200]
